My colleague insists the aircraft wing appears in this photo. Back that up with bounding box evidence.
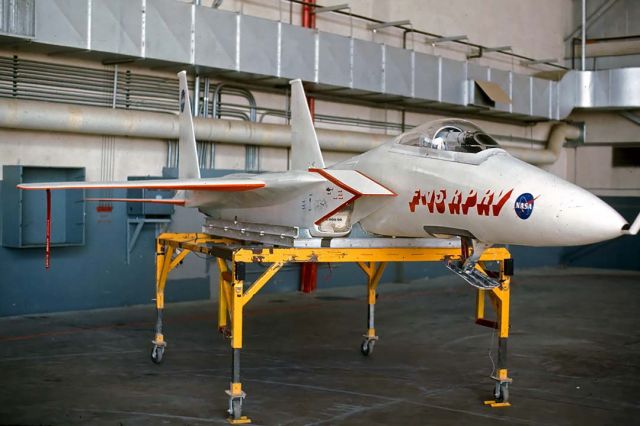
[17,178,265,191]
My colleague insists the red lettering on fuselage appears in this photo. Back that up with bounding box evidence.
[409,190,421,213]
[435,190,447,213]
[448,190,462,214]
[461,190,477,215]
[477,190,494,216]
[409,188,514,217]
[492,189,513,216]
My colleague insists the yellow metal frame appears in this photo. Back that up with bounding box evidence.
[152,233,514,422]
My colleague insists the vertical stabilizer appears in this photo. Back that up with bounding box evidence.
[177,71,201,179]
[289,79,325,170]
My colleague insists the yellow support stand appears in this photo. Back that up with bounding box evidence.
[151,233,514,421]
[476,260,513,407]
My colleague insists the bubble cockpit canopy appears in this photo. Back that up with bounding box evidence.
[396,119,501,154]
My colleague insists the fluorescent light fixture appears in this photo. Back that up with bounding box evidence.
[484,46,512,52]
[521,58,558,65]
[315,4,350,13]
[368,20,411,30]
[425,35,468,44]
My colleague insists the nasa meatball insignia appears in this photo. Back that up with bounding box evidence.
[514,193,536,220]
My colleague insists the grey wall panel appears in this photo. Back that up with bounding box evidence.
[414,53,439,100]
[468,63,488,81]
[352,39,382,92]
[550,80,559,119]
[558,71,576,119]
[35,0,88,48]
[145,0,191,63]
[279,23,315,81]
[384,46,412,96]
[239,15,278,76]
[91,0,142,57]
[317,32,351,87]
[194,7,237,70]
[531,78,551,118]
[2,0,34,37]
[586,0,638,40]
[489,68,511,112]
[512,74,531,115]
[593,70,610,107]
[608,68,640,108]
[440,57,465,105]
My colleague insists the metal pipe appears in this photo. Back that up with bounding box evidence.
[194,75,200,117]
[111,64,118,108]
[505,123,580,165]
[211,84,257,121]
[203,77,210,116]
[0,98,382,152]
[581,0,586,71]
[0,98,578,164]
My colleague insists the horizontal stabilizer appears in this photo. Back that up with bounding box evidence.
[85,198,186,205]
[310,169,396,196]
[17,178,265,191]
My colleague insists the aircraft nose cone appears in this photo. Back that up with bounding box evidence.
[555,189,627,245]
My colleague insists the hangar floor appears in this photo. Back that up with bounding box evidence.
[1,267,639,425]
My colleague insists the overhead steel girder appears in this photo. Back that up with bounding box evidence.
[11,0,640,121]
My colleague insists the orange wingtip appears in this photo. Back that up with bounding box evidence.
[85,198,186,205]
[17,183,265,191]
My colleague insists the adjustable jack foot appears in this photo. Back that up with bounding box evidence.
[150,338,167,364]
[226,383,251,424]
[360,335,378,356]
[483,376,512,407]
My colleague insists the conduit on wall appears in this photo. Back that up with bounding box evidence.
[0,98,577,166]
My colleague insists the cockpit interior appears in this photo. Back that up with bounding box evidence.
[397,119,501,154]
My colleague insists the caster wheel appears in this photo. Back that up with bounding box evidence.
[494,382,509,403]
[360,339,375,356]
[231,398,243,419]
[151,345,165,364]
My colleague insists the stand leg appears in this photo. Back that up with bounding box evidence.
[217,258,231,337]
[483,259,512,408]
[226,262,251,424]
[151,242,173,364]
[359,262,387,356]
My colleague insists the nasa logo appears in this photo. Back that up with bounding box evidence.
[180,89,186,112]
[514,193,535,220]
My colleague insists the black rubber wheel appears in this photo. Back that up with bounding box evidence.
[500,382,509,403]
[151,345,164,364]
[360,339,374,356]
[493,382,501,400]
[494,382,509,402]
[231,398,242,420]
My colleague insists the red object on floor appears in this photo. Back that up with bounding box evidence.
[300,263,318,293]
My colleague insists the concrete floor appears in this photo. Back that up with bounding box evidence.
[0,267,639,425]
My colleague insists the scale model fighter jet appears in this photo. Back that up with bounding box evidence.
[18,71,640,288]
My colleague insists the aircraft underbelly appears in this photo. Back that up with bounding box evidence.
[195,176,362,235]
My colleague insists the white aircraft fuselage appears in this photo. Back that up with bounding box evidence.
[185,136,628,247]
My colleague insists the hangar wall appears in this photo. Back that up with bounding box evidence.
[0,0,638,316]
